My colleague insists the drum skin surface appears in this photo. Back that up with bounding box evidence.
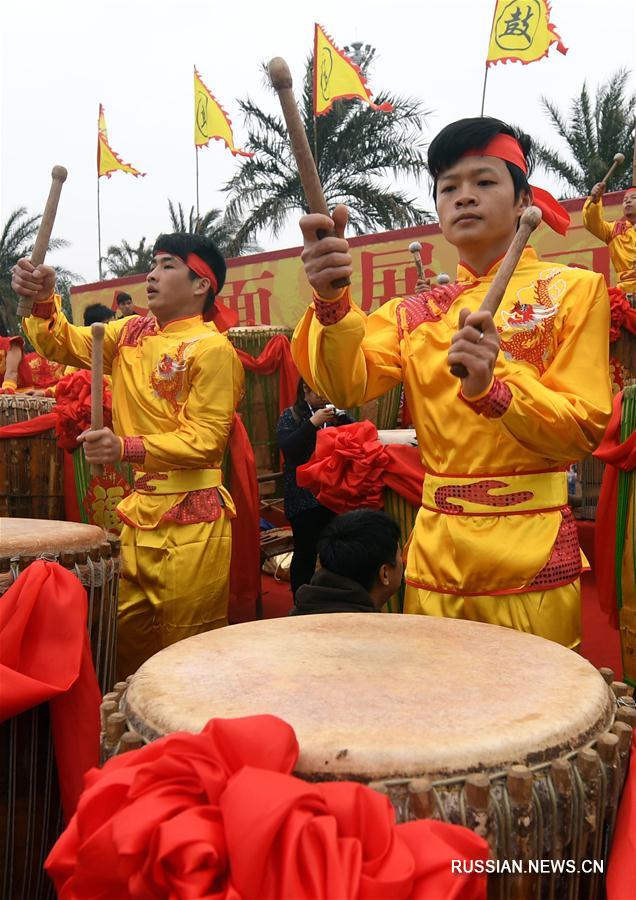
[124,613,613,781]
[0,518,106,556]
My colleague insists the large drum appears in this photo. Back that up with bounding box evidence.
[227,325,293,475]
[0,395,63,520]
[114,615,631,899]
[0,520,121,900]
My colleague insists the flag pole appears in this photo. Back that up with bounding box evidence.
[481,0,498,117]
[195,146,200,224]
[97,175,103,280]
[480,66,489,117]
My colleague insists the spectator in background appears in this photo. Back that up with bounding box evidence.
[290,509,403,615]
[83,303,116,326]
[277,378,354,598]
[115,291,135,318]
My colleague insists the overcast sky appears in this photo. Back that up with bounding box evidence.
[1,0,634,285]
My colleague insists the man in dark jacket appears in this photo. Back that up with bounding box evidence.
[291,509,403,615]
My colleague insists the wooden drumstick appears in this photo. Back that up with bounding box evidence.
[91,323,105,477]
[408,241,425,281]
[268,57,349,289]
[600,152,625,188]
[17,166,68,317]
[450,205,542,380]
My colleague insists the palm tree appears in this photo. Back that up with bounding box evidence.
[103,237,154,277]
[0,207,77,336]
[536,69,635,197]
[166,201,260,256]
[223,46,432,255]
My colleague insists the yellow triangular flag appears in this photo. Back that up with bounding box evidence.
[313,24,393,117]
[194,68,252,157]
[97,105,145,178]
[486,0,567,67]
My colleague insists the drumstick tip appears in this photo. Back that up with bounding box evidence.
[520,206,542,230]
[268,57,292,90]
[51,165,68,182]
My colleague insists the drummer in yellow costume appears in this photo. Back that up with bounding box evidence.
[583,182,636,292]
[13,233,244,677]
[293,117,613,650]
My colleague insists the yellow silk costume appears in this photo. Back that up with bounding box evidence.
[583,198,636,292]
[24,300,244,677]
[292,249,613,648]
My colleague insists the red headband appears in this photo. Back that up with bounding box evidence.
[155,251,219,294]
[462,134,570,236]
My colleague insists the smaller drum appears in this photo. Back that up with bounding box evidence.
[0,395,64,521]
[378,429,420,613]
[349,385,402,431]
[116,615,630,900]
[228,326,293,476]
[0,520,121,900]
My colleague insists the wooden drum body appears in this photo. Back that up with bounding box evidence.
[227,326,292,475]
[0,520,121,900]
[0,396,63,520]
[116,615,631,900]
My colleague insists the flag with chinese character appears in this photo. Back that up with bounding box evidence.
[97,105,145,178]
[486,0,567,67]
[194,68,252,157]
[313,24,393,117]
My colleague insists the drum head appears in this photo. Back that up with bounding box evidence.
[124,614,613,781]
[0,518,106,556]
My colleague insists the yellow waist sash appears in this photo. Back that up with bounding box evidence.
[422,470,567,516]
[134,468,222,495]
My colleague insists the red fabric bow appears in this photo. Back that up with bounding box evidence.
[234,334,298,413]
[297,421,425,514]
[593,391,636,626]
[0,561,101,820]
[54,370,113,451]
[608,287,636,343]
[46,715,488,899]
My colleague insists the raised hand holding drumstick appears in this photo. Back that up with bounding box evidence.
[589,153,626,203]
[77,326,122,468]
[448,206,542,396]
[16,166,67,317]
[299,206,353,301]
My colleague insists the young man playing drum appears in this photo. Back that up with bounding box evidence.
[12,233,244,677]
[292,116,613,650]
[583,182,636,293]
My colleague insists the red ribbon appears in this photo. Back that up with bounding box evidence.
[234,334,299,413]
[45,713,488,898]
[0,561,101,820]
[608,287,636,343]
[593,391,636,627]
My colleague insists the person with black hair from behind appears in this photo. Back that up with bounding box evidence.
[277,378,354,597]
[292,116,612,650]
[13,232,244,678]
[83,303,116,326]
[290,509,403,615]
